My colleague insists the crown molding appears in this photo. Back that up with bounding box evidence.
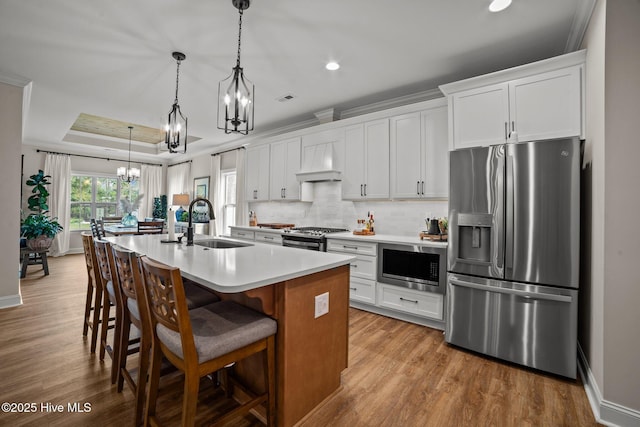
[565,0,597,52]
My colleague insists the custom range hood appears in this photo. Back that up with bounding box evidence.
[296,142,341,182]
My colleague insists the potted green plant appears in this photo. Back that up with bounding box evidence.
[21,170,63,250]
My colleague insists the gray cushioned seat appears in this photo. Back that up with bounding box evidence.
[127,298,140,322]
[183,279,220,309]
[156,300,277,363]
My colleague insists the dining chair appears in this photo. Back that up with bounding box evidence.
[94,238,140,385]
[90,218,106,239]
[81,232,102,353]
[102,216,123,224]
[110,245,150,426]
[136,220,164,235]
[139,255,277,426]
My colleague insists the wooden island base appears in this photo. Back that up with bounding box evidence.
[221,264,350,427]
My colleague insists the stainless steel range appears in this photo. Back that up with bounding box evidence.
[281,227,348,251]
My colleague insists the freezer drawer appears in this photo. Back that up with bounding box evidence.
[445,273,577,378]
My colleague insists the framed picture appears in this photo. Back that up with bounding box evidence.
[193,176,209,200]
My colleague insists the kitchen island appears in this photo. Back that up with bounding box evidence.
[107,234,354,427]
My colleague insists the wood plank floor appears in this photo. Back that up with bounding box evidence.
[0,254,599,426]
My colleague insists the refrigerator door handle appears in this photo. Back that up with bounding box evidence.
[449,278,573,303]
[505,151,514,272]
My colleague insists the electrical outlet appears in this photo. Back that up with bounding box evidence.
[314,292,329,318]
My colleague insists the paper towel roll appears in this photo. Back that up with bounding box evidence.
[168,209,176,241]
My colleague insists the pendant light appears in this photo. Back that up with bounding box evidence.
[117,126,140,183]
[165,51,188,153]
[217,0,254,135]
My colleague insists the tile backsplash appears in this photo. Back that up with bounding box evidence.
[248,182,447,236]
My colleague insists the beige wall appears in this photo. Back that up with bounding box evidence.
[581,0,640,415]
[580,0,606,394]
[602,0,640,410]
[0,82,24,306]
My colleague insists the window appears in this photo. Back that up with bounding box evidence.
[70,174,139,231]
[221,170,236,235]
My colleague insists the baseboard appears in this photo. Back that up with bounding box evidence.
[578,344,640,427]
[0,293,23,309]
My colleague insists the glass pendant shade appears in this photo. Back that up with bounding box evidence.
[218,65,254,134]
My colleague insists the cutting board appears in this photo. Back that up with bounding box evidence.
[257,223,295,229]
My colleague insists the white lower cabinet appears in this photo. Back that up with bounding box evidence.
[327,239,377,307]
[254,231,282,245]
[378,284,444,320]
[230,228,255,241]
[349,277,376,305]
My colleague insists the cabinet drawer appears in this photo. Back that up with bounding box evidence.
[326,239,377,256]
[349,254,376,281]
[349,277,376,305]
[377,284,443,320]
[230,229,255,241]
[255,231,282,245]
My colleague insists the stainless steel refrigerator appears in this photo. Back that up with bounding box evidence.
[446,137,580,378]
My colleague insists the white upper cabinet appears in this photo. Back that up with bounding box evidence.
[342,119,390,200]
[246,145,270,201]
[440,50,585,151]
[269,137,301,200]
[389,103,448,199]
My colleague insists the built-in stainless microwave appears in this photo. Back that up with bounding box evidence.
[377,243,447,294]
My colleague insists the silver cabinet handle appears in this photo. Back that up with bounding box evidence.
[350,287,357,291]
[400,297,419,304]
[364,183,367,196]
[343,245,359,250]
[504,122,508,140]
[421,181,425,195]
[350,264,357,268]
[264,236,274,240]
[417,181,420,195]
[360,184,363,196]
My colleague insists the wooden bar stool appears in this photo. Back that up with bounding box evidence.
[139,256,277,426]
[110,245,151,426]
[81,232,102,353]
[94,239,140,385]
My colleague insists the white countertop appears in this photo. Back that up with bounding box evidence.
[229,226,448,248]
[107,234,355,293]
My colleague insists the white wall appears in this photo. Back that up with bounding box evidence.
[0,81,24,307]
[248,181,447,236]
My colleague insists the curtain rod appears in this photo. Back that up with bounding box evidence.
[167,159,192,167]
[211,146,246,156]
[36,149,163,167]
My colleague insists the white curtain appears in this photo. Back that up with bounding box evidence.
[44,153,71,257]
[211,155,223,235]
[166,162,191,203]
[139,164,163,219]
[235,148,248,227]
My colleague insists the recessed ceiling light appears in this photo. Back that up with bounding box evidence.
[326,61,340,71]
[489,0,512,12]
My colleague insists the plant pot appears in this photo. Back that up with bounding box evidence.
[26,235,53,251]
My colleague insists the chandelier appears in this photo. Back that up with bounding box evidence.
[217,0,254,135]
[165,51,188,153]
[117,126,140,183]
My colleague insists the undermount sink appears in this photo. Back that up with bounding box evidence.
[194,239,253,249]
